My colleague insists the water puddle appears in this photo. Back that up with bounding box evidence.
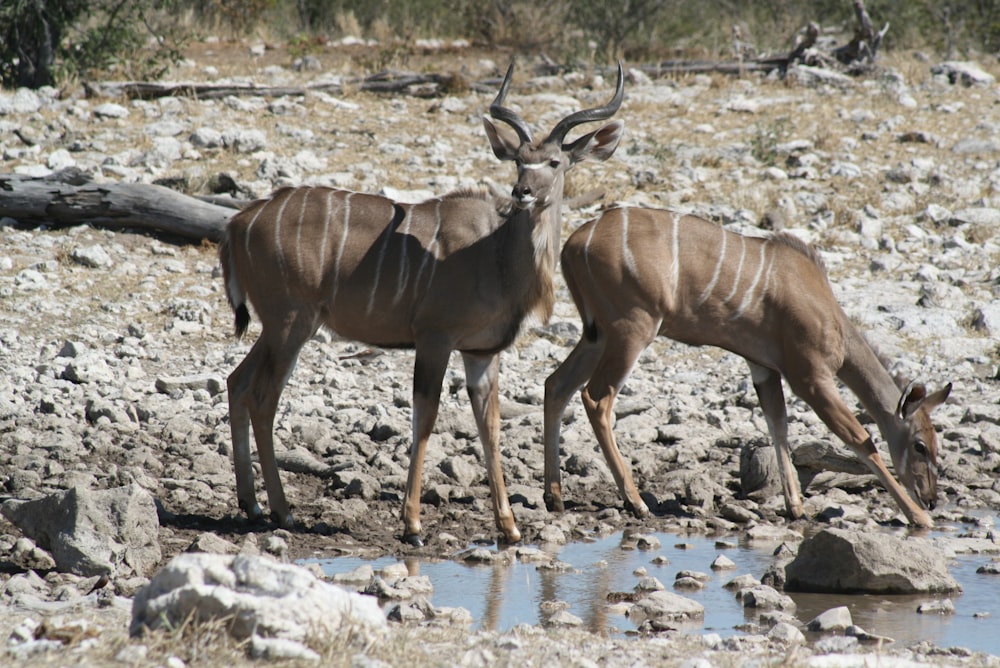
[305,523,1000,655]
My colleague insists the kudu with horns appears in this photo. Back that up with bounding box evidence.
[543,208,951,528]
[218,62,625,545]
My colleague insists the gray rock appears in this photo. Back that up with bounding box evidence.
[711,555,737,570]
[544,610,584,628]
[186,532,240,555]
[14,268,48,291]
[146,136,183,165]
[190,127,223,148]
[71,244,113,268]
[627,590,704,623]
[931,61,996,86]
[971,303,1000,336]
[1,484,160,578]
[768,621,806,645]
[62,353,116,384]
[976,561,1000,575]
[807,606,853,632]
[154,373,225,395]
[249,635,321,662]
[951,138,1000,154]
[635,576,665,593]
[723,574,760,591]
[0,88,43,114]
[222,128,267,153]
[784,528,961,594]
[949,207,1000,227]
[333,564,375,584]
[917,599,956,615]
[440,455,480,487]
[94,103,130,119]
[365,575,421,600]
[130,553,386,643]
[739,585,795,611]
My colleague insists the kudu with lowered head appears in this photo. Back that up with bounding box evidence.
[544,207,951,528]
[218,61,625,545]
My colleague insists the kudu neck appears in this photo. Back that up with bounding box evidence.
[839,326,906,441]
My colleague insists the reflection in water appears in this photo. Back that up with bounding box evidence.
[307,528,1000,656]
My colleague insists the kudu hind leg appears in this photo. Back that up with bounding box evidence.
[463,353,520,544]
[227,341,264,522]
[580,329,653,517]
[543,336,604,512]
[747,362,805,520]
[234,318,316,529]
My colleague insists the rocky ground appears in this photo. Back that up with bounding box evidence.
[1,39,999,666]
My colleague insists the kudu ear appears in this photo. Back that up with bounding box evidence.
[897,381,952,419]
[564,120,624,164]
[483,116,521,162]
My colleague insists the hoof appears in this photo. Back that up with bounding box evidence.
[271,511,295,530]
[402,533,424,547]
[240,501,265,523]
[625,500,650,519]
[543,494,565,513]
[498,528,522,546]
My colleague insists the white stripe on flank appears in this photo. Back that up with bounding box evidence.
[393,206,414,305]
[330,193,352,304]
[366,208,397,315]
[295,188,311,274]
[696,225,727,306]
[721,235,747,304]
[272,192,294,281]
[670,214,680,304]
[732,241,769,319]
[242,198,270,268]
[749,245,777,315]
[414,200,442,293]
[621,208,638,279]
[582,213,602,283]
[318,189,334,286]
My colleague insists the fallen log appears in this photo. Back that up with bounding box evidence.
[0,169,234,242]
[87,70,489,101]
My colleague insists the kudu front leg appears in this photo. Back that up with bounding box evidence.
[463,353,520,544]
[747,362,805,521]
[401,347,450,546]
[791,374,934,528]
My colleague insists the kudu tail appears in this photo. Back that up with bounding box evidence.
[217,232,251,339]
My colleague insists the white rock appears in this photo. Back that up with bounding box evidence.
[94,103,130,119]
[0,88,42,114]
[807,606,853,632]
[627,590,705,623]
[130,553,387,643]
[72,244,113,268]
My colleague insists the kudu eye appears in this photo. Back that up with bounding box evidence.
[913,440,927,455]
[549,159,561,169]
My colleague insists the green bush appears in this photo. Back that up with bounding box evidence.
[0,0,187,88]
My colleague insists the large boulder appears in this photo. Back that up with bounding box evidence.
[130,552,387,649]
[1,483,160,578]
[784,528,960,594]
